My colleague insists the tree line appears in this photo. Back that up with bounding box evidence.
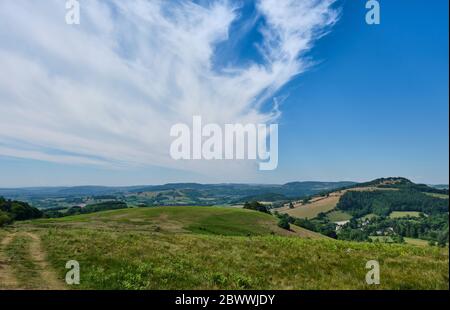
[1,196,129,225]
[0,196,42,226]
[336,190,448,217]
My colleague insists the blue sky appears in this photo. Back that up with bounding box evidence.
[0,0,448,187]
[275,0,449,184]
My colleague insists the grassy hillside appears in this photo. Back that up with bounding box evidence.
[31,206,324,238]
[280,186,400,219]
[276,178,449,245]
[1,206,447,290]
[389,211,421,219]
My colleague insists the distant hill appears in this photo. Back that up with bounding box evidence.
[430,184,449,190]
[2,178,446,209]
[281,177,448,217]
[0,181,355,207]
[279,177,449,245]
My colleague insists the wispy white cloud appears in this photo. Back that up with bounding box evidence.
[0,0,338,178]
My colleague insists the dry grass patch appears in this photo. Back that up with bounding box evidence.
[284,195,341,219]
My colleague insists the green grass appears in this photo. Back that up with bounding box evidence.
[4,235,40,288]
[327,210,352,222]
[370,236,394,243]
[187,211,270,235]
[37,228,448,290]
[423,192,449,199]
[362,213,378,220]
[9,206,449,290]
[404,238,431,247]
[31,206,323,238]
[389,211,421,219]
[370,236,432,248]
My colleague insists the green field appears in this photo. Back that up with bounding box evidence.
[326,210,352,222]
[1,206,448,290]
[31,206,324,238]
[362,213,378,220]
[404,238,431,247]
[389,211,421,219]
[370,236,395,243]
[423,192,449,199]
[372,237,432,247]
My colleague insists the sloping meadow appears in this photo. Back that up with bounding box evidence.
[7,206,447,290]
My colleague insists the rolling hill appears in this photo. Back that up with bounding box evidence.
[0,206,448,290]
[280,177,448,219]
[31,206,325,238]
[277,178,449,245]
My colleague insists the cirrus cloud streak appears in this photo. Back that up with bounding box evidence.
[0,0,338,178]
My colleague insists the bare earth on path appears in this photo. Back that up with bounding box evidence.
[0,231,66,290]
[0,232,18,289]
[25,232,66,290]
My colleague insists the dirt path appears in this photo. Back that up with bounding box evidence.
[25,232,66,290]
[0,233,19,289]
[0,231,66,290]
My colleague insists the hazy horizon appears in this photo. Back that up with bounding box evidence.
[0,176,447,190]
